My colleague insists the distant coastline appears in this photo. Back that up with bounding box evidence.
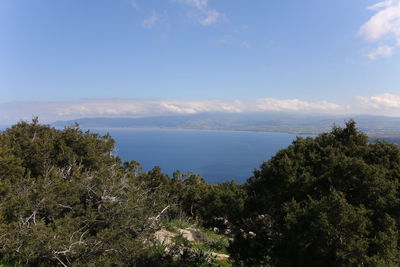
[51,113,400,140]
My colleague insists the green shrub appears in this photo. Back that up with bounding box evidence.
[230,121,400,266]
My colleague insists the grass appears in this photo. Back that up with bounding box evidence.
[161,217,233,266]
[163,218,193,232]
[196,227,230,254]
[171,233,191,247]
[165,220,230,253]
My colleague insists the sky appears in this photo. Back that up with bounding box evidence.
[1,0,400,123]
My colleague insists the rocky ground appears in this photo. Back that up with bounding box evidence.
[155,220,231,266]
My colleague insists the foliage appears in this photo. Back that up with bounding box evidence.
[198,181,247,228]
[0,119,171,266]
[3,118,399,266]
[230,121,400,266]
[134,165,246,230]
[0,119,236,266]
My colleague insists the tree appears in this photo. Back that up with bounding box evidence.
[0,120,171,266]
[230,121,400,266]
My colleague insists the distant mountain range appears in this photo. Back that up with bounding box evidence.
[52,113,400,139]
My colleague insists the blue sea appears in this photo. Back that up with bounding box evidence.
[92,128,301,184]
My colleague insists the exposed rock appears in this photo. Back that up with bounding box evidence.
[211,252,230,260]
[154,229,176,245]
[178,229,195,241]
[155,227,230,262]
[178,228,206,242]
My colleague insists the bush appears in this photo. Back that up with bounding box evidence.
[0,120,170,266]
[230,121,400,266]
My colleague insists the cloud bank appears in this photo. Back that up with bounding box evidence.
[0,97,345,123]
[357,93,400,115]
[4,94,400,123]
[55,98,342,116]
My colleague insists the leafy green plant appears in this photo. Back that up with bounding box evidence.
[230,121,400,266]
[0,120,172,266]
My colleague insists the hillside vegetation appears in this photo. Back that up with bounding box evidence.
[0,119,399,266]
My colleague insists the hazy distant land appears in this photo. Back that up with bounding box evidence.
[52,113,400,142]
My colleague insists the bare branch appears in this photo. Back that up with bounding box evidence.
[54,255,68,267]
[58,204,74,211]
[154,205,170,221]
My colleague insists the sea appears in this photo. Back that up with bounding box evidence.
[92,128,302,184]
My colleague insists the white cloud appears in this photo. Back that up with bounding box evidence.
[183,0,208,10]
[200,9,222,25]
[0,98,346,123]
[9,94,400,123]
[141,12,159,29]
[178,0,225,25]
[360,0,400,42]
[358,93,400,109]
[355,93,400,116]
[359,0,400,59]
[367,45,394,59]
[55,98,345,117]
[253,98,342,112]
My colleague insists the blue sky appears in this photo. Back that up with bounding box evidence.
[1,0,400,122]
